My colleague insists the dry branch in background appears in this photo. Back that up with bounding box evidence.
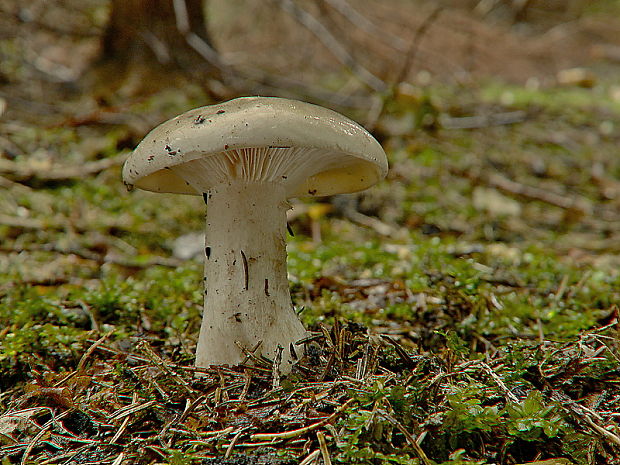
[0,153,126,184]
[453,167,593,214]
[270,0,387,92]
[365,5,444,130]
[321,0,409,51]
[393,5,444,87]
[167,0,375,107]
[440,110,527,129]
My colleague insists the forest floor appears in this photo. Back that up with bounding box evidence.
[0,1,620,464]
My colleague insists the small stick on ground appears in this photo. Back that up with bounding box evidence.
[380,412,433,465]
[110,400,158,420]
[479,362,519,403]
[453,167,592,214]
[441,111,527,129]
[251,398,355,441]
[0,153,127,184]
[343,209,396,237]
[0,243,182,269]
[110,416,131,444]
[381,335,418,368]
[237,340,266,366]
[317,431,332,465]
[178,395,207,423]
[299,450,321,465]
[21,410,71,465]
[137,340,194,395]
[552,390,620,447]
[224,429,246,458]
[76,329,115,373]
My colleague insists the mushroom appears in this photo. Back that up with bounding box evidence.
[122,96,388,373]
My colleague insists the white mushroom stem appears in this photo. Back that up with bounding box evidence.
[195,180,307,372]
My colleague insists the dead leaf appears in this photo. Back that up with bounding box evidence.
[0,408,39,440]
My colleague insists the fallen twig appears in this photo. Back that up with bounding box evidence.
[317,430,332,465]
[0,214,46,230]
[137,340,195,395]
[110,399,158,421]
[453,167,592,214]
[110,416,131,444]
[251,398,355,441]
[552,390,620,447]
[0,243,182,269]
[343,209,398,237]
[171,0,234,81]
[440,110,528,129]
[478,361,519,403]
[380,335,418,368]
[0,153,126,184]
[224,428,247,458]
[0,174,32,191]
[178,395,207,424]
[299,450,321,465]
[20,410,72,465]
[380,412,433,465]
[76,330,115,373]
[236,340,269,367]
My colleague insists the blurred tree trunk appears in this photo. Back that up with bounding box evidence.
[91,0,220,96]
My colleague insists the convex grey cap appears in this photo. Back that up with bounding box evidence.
[122,96,388,198]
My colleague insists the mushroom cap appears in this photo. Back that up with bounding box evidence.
[122,96,387,198]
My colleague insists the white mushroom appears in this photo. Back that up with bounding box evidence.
[122,96,388,373]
